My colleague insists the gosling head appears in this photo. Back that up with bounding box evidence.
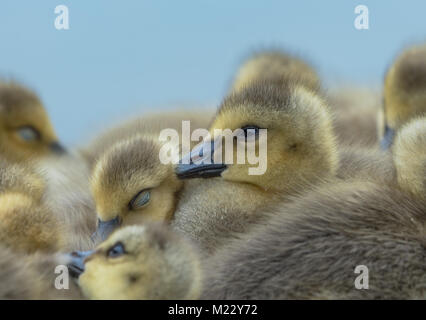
[90,135,182,241]
[381,44,426,149]
[231,50,321,94]
[0,81,66,162]
[69,224,202,300]
[176,79,338,195]
[392,117,426,198]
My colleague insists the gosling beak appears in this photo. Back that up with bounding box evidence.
[50,141,67,154]
[91,217,121,243]
[380,125,395,150]
[67,250,94,278]
[175,138,227,179]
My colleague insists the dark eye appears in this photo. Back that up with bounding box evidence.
[17,126,40,142]
[107,242,126,258]
[241,125,260,139]
[129,189,151,210]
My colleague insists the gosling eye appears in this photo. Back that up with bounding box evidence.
[241,125,260,140]
[129,189,151,210]
[107,242,126,258]
[17,126,40,142]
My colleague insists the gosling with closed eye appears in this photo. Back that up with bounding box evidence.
[90,134,183,242]
[69,224,202,300]
[0,81,66,162]
[0,82,95,251]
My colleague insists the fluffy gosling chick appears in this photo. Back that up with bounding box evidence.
[70,224,202,300]
[230,50,321,93]
[90,135,182,242]
[380,44,426,148]
[0,81,65,162]
[178,79,337,193]
[202,118,426,299]
[230,51,387,176]
[174,79,338,254]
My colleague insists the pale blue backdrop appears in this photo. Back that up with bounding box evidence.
[1,1,425,144]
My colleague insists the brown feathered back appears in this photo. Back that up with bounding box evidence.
[203,181,426,299]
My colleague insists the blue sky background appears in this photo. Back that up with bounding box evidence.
[1,1,425,145]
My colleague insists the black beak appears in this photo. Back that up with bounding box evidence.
[50,141,67,154]
[67,250,94,278]
[91,217,121,243]
[176,163,227,179]
[380,125,395,150]
[175,138,226,179]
